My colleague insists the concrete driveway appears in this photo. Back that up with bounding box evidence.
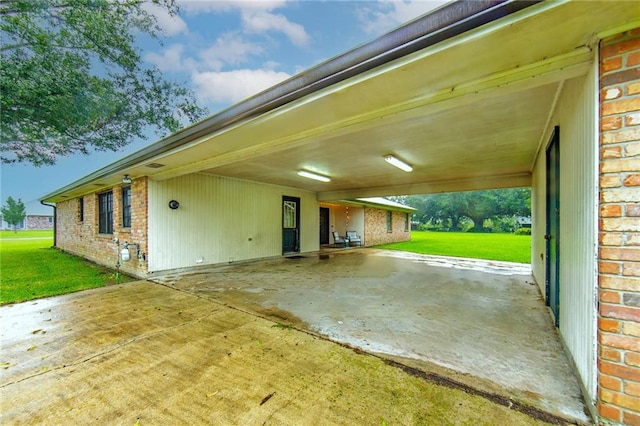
[151,249,590,423]
[0,249,589,424]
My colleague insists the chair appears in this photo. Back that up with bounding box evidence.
[346,231,362,246]
[332,231,347,247]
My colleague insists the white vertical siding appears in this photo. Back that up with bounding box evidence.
[148,173,318,272]
[531,60,598,402]
[532,151,546,295]
[557,63,598,402]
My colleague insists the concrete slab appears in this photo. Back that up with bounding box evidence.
[1,281,557,425]
[152,249,590,423]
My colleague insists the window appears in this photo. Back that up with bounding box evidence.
[404,213,409,232]
[283,200,296,228]
[48,217,53,223]
[78,197,84,222]
[98,191,113,234]
[122,186,131,228]
[386,211,392,232]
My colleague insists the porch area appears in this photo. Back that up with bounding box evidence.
[152,248,591,423]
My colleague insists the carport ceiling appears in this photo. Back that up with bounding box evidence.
[42,1,639,203]
[205,82,559,197]
[144,0,634,201]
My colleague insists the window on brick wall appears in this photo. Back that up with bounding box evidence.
[386,211,392,232]
[78,197,84,222]
[98,191,113,234]
[122,186,131,228]
[404,213,409,231]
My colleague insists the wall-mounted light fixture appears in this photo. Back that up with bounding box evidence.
[168,200,180,210]
[122,174,133,184]
[297,170,331,182]
[384,155,413,172]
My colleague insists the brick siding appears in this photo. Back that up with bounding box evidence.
[26,216,53,230]
[364,207,411,246]
[598,29,640,425]
[56,177,148,277]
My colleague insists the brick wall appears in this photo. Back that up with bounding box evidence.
[56,177,149,277]
[364,207,411,246]
[598,29,640,425]
[26,216,53,230]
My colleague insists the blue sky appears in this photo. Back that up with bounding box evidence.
[1,0,447,213]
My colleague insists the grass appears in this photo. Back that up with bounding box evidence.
[1,230,135,305]
[1,229,54,239]
[376,231,531,264]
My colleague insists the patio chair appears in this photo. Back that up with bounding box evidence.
[346,231,362,246]
[332,231,348,247]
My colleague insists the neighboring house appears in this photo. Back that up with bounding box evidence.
[1,201,54,230]
[41,2,639,424]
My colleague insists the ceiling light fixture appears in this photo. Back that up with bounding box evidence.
[384,155,413,172]
[122,174,132,184]
[297,170,331,182]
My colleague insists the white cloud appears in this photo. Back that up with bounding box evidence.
[178,0,308,46]
[358,0,450,35]
[179,0,287,15]
[241,10,309,46]
[142,2,189,36]
[198,33,264,71]
[263,60,280,70]
[144,44,188,72]
[390,0,450,24]
[145,33,263,73]
[192,68,291,104]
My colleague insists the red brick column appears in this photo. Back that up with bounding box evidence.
[598,29,640,425]
[130,176,149,272]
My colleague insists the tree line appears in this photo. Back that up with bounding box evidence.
[391,188,531,233]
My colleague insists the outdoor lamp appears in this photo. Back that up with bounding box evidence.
[122,174,133,184]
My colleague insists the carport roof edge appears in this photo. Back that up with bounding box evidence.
[40,0,540,203]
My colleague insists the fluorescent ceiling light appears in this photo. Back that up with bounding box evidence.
[384,155,413,172]
[297,170,331,182]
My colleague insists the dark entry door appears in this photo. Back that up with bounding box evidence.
[319,207,330,245]
[282,196,301,254]
[545,127,560,326]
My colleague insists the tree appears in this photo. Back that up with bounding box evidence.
[1,196,26,232]
[404,188,531,232]
[1,0,208,166]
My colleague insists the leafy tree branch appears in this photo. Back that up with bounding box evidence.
[1,0,208,166]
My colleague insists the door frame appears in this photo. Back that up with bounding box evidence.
[319,207,330,245]
[282,196,301,254]
[545,126,560,326]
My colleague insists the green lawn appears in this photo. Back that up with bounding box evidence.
[376,231,531,264]
[1,229,54,239]
[1,230,134,305]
